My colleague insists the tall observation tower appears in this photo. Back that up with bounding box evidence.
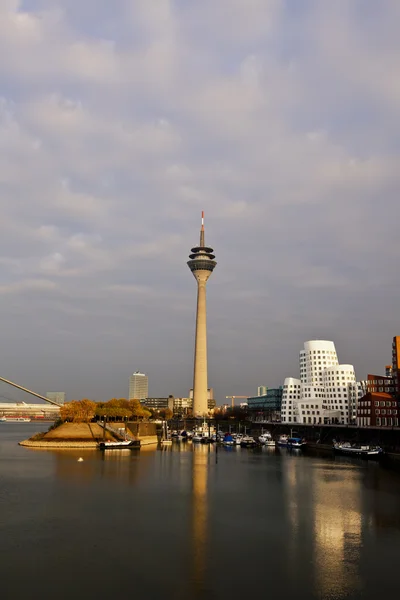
[187,212,217,417]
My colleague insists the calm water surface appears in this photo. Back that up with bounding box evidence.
[1,424,400,600]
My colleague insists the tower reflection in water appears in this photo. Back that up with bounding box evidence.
[191,443,211,596]
[283,455,363,598]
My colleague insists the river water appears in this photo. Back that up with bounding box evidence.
[1,424,400,600]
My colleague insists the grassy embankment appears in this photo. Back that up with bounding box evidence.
[19,422,118,448]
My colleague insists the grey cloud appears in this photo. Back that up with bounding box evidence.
[0,1,399,401]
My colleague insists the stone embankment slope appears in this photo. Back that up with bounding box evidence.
[19,422,117,448]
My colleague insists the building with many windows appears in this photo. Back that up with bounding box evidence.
[140,396,174,411]
[129,372,148,400]
[247,388,282,422]
[357,392,399,427]
[392,336,400,395]
[366,374,395,395]
[173,397,192,414]
[281,340,361,425]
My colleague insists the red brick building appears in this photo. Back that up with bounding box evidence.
[357,392,399,428]
[366,374,395,395]
[392,336,400,395]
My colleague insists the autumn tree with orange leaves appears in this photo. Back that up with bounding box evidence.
[60,399,97,423]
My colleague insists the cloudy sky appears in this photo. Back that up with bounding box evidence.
[1,0,400,403]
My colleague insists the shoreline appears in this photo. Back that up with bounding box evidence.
[19,439,99,448]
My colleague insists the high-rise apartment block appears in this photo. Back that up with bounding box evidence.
[129,371,148,400]
[392,336,400,395]
[281,340,360,425]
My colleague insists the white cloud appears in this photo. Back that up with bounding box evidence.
[0,0,399,399]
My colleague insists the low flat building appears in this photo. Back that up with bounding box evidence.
[173,397,215,414]
[0,402,60,419]
[247,388,283,422]
[140,397,174,411]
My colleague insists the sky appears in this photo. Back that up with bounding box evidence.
[1,0,400,403]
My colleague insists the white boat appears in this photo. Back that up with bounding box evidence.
[160,439,172,445]
[234,433,244,446]
[99,439,140,450]
[0,416,31,423]
[240,435,257,448]
[259,432,275,447]
[192,420,216,443]
[277,434,289,447]
[287,437,306,449]
[333,441,383,459]
[160,421,172,444]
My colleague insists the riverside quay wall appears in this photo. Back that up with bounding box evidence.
[252,423,400,454]
[170,419,400,454]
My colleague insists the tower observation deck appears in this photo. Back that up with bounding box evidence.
[187,213,217,417]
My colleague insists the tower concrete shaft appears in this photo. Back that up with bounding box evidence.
[187,213,216,417]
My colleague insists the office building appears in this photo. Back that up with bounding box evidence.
[187,212,217,417]
[392,336,400,395]
[366,374,395,395]
[173,397,193,414]
[357,393,399,427]
[281,340,360,425]
[248,388,282,422]
[140,396,174,411]
[46,392,66,405]
[129,371,148,400]
[257,386,267,397]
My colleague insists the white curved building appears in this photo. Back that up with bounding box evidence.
[281,378,301,423]
[281,341,359,425]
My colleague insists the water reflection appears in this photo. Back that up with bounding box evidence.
[51,445,157,485]
[282,454,363,598]
[191,444,211,598]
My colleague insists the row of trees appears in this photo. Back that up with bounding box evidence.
[60,398,151,423]
[59,400,252,424]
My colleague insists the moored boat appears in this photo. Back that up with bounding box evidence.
[259,431,275,447]
[277,434,289,447]
[99,440,140,450]
[240,435,257,448]
[333,441,383,459]
[0,416,31,423]
[287,437,306,449]
[160,421,172,444]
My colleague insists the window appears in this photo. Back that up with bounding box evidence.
[376,418,381,426]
